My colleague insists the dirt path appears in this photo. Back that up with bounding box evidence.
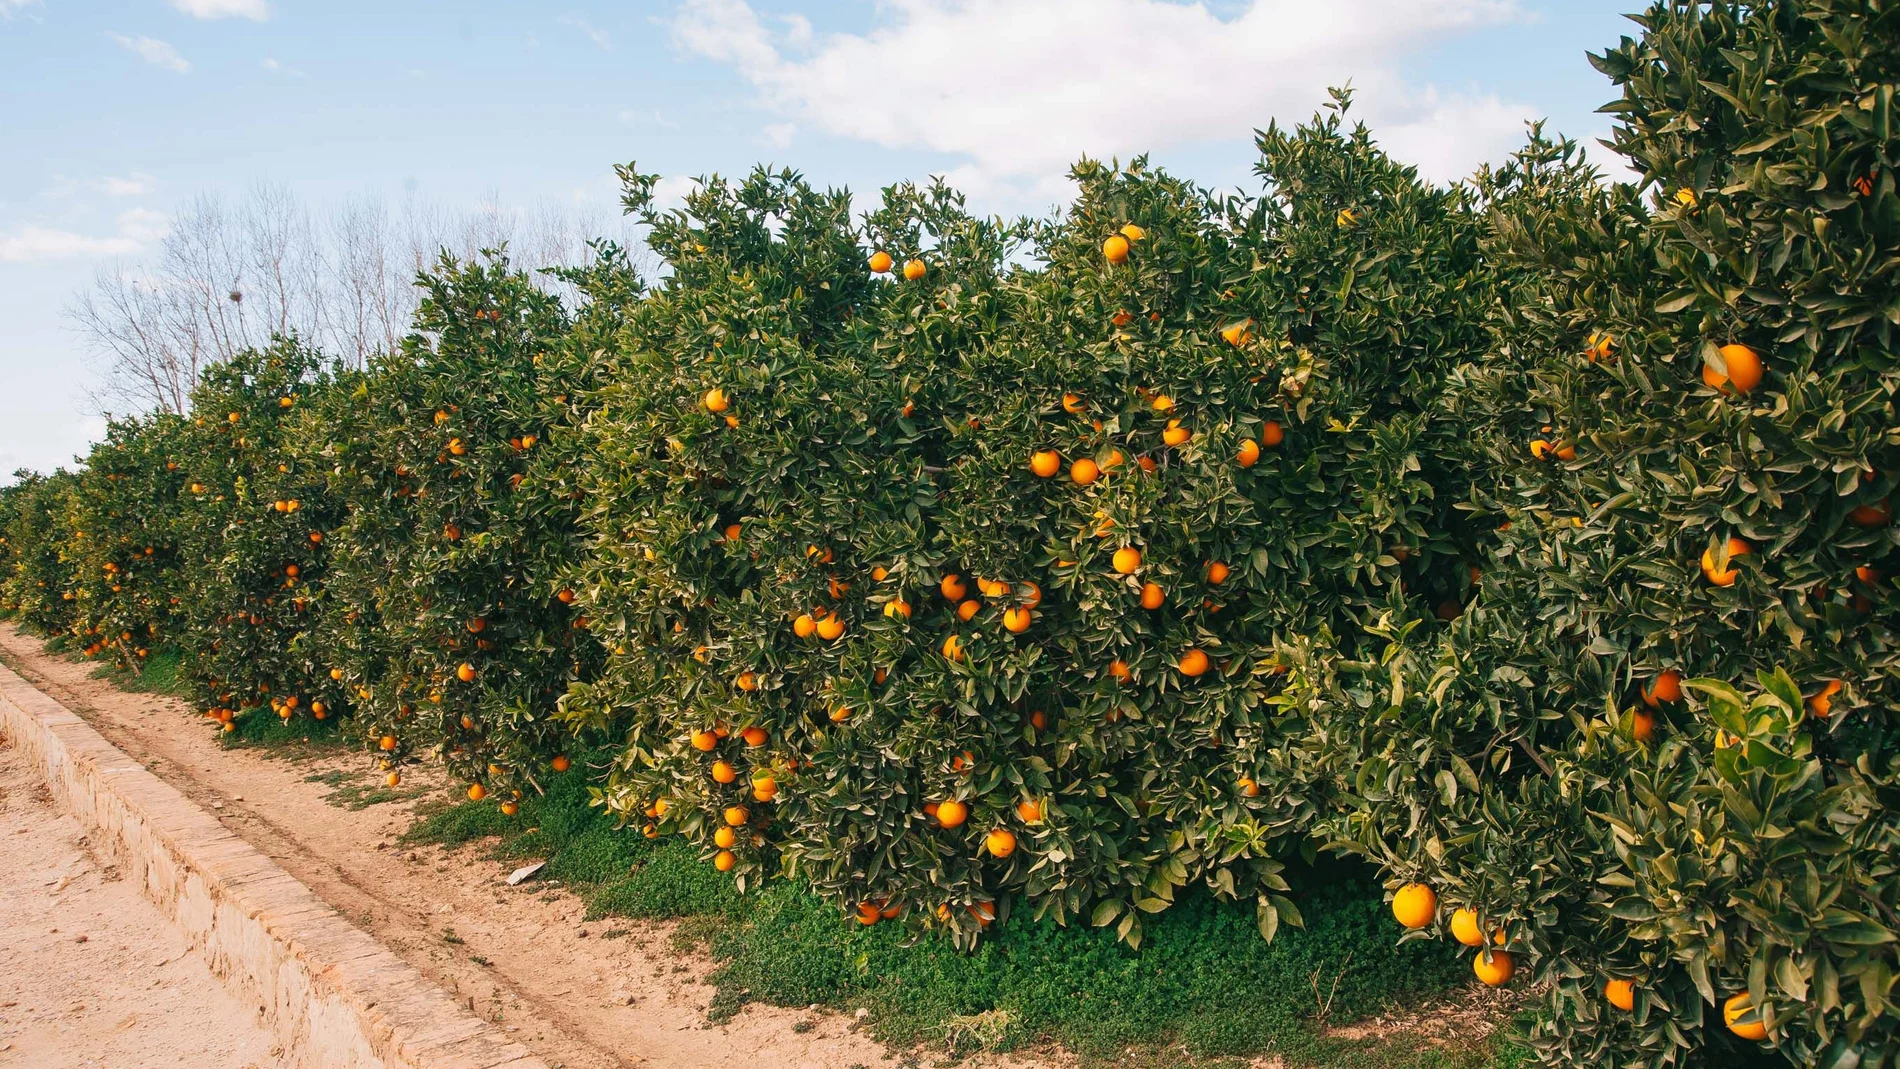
[0,731,280,1068]
[0,623,966,1069]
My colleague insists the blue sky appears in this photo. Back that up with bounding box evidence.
[1,0,1640,477]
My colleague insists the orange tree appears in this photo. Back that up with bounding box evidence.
[55,414,192,669]
[561,96,1499,946]
[1272,4,1900,1068]
[172,338,349,732]
[0,469,81,634]
[308,250,619,794]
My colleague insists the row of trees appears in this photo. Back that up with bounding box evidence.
[3,4,1894,1067]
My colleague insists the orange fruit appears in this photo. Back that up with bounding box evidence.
[1632,710,1656,743]
[1703,343,1763,394]
[723,805,749,826]
[1071,458,1101,485]
[1238,777,1259,797]
[711,761,737,784]
[736,671,759,691]
[1449,908,1485,947]
[1177,648,1210,677]
[692,730,718,751]
[456,662,476,682]
[1016,799,1043,824]
[1162,420,1191,446]
[1605,979,1636,1012]
[1020,581,1042,607]
[1205,561,1230,585]
[1108,658,1132,682]
[1724,993,1768,1041]
[957,599,980,621]
[1701,537,1751,586]
[714,826,737,849]
[467,783,486,802]
[882,598,912,619]
[713,850,736,872]
[868,250,893,274]
[1003,606,1033,633]
[936,798,969,828]
[499,801,519,816]
[1237,439,1261,467]
[1221,321,1252,347]
[551,755,571,772]
[1260,421,1284,447]
[941,574,968,601]
[384,771,401,787]
[1473,950,1515,987]
[752,777,778,802]
[984,828,1017,857]
[942,634,965,662]
[1642,670,1683,707]
[902,258,926,281]
[1850,499,1891,527]
[793,614,817,638]
[1112,546,1143,574]
[1030,450,1061,477]
[1391,883,1436,928]
[1140,582,1164,610]
[829,705,852,722]
[816,615,845,640]
[379,735,398,751]
[1062,392,1087,414]
[1809,679,1842,719]
[1120,223,1146,242]
[702,387,730,413]
[855,902,882,926]
[1103,234,1130,264]
[557,588,576,604]
[741,725,768,747]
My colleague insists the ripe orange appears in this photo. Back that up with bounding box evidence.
[1030,450,1061,477]
[1177,648,1210,677]
[1238,777,1259,797]
[1260,420,1284,447]
[1062,392,1087,414]
[1473,950,1515,987]
[714,826,737,849]
[883,597,912,619]
[1016,799,1043,823]
[1020,581,1042,607]
[379,735,398,751]
[1205,561,1230,585]
[829,705,852,722]
[1003,606,1033,633]
[1642,670,1683,707]
[936,798,969,828]
[1071,458,1101,485]
[723,805,749,826]
[713,849,736,872]
[957,599,980,621]
[752,776,778,802]
[1237,439,1261,467]
[711,760,737,784]
[1391,883,1436,928]
[736,671,759,691]
[816,615,845,640]
[1162,420,1191,446]
[467,783,486,802]
[941,574,968,601]
[1701,537,1752,586]
[1139,582,1164,610]
[1724,993,1768,1041]
[1112,546,1143,574]
[984,828,1017,857]
[692,730,718,751]
[1108,659,1132,682]
[1221,321,1253,347]
[868,250,893,274]
[1103,234,1130,264]
[557,588,576,604]
[1703,343,1763,394]
[385,771,401,787]
[1605,978,1636,1011]
[1449,908,1484,947]
[500,801,519,816]
[742,725,768,747]
[1809,679,1842,719]
[1850,499,1891,527]
[942,634,965,662]
[902,258,926,281]
[855,902,882,925]
[456,662,476,682]
[1632,710,1657,743]
[1120,223,1146,242]
[793,613,817,638]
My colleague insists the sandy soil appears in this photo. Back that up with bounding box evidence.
[0,623,1052,1069]
[0,731,280,1068]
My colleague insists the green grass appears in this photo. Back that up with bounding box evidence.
[216,704,349,751]
[91,645,191,698]
[303,768,433,810]
[403,764,1525,1068]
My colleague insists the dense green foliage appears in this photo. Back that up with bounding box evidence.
[3,4,1896,1066]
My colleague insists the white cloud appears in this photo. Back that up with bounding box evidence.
[1,0,43,20]
[113,34,192,73]
[760,122,795,149]
[0,209,171,263]
[260,56,305,77]
[97,173,153,197]
[170,0,269,20]
[649,175,701,212]
[670,0,1537,187]
[559,13,612,50]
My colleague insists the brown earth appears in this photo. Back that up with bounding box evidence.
[0,729,280,1068]
[0,622,1063,1069]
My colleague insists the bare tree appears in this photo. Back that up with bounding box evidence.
[67,183,642,416]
